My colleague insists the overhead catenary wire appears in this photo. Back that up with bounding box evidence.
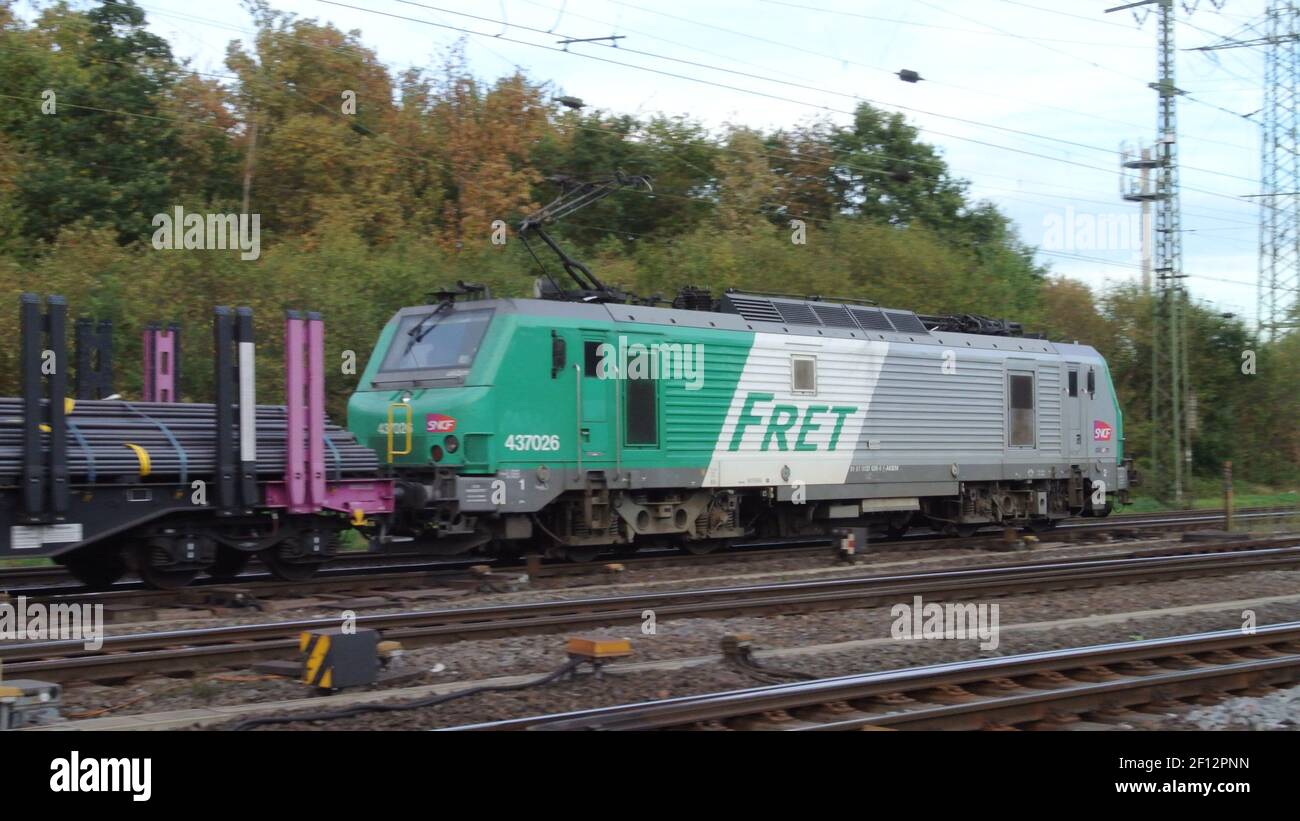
[381,0,1264,188]
[314,0,1264,203]
[6,3,1261,227]
[606,0,1256,154]
[2,1,1263,297]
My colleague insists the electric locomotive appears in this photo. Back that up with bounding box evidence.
[351,285,1133,562]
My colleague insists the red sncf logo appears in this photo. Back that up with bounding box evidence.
[425,414,457,433]
[1093,420,1113,441]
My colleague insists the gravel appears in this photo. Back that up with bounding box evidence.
[1167,684,1300,731]
[86,534,1221,636]
[51,565,1300,729]
[42,530,1300,730]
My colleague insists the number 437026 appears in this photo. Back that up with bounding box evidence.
[503,434,560,451]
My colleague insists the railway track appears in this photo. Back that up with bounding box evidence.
[450,622,1300,731]
[4,506,1293,601]
[4,535,1299,682]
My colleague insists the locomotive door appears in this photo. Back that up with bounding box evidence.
[1065,363,1084,459]
[579,334,613,464]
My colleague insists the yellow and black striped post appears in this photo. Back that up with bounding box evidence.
[298,628,380,691]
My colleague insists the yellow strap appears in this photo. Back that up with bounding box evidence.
[123,443,152,477]
[36,400,76,431]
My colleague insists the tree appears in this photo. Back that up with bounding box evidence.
[0,1,183,244]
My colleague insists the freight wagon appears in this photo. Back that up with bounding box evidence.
[0,295,393,588]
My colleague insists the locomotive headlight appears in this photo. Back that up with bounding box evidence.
[430,445,444,462]
[444,434,459,454]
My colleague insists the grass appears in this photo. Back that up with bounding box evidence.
[1122,482,1297,514]
[0,557,55,569]
[337,527,369,553]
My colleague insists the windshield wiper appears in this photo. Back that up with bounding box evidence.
[401,299,454,360]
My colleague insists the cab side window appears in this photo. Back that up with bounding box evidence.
[626,377,657,445]
[584,341,602,377]
[1009,373,1035,447]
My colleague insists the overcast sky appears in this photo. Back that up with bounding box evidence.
[20,0,1276,323]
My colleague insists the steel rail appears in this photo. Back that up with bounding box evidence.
[2,540,1299,681]
[4,505,1293,597]
[448,622,1300,731]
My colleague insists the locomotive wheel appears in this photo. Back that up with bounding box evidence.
[260,548,323,582]
[564,546,603,563]
[947,523,980,538]
[885,523,910,539]
[680,540,721,555]
[885,513,912,540]
[131,543,200,590]
[62,549,128,590]
[206,547,252,581]
[1026,518,1058,533]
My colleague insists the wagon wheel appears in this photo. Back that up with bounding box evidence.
[206,546,252,581]
[61,547,128,590]
[260,545,324,582]
[131,543,200,590]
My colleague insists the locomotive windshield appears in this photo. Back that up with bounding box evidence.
[379,308,493,374]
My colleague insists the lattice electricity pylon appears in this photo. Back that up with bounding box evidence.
[1259,3,1300,339]
[1198,2,1300,339]
[1109,0,1209,503]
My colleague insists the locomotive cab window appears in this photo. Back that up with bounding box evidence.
[1067,370,1078,398]
[1008,373,1036,448]
[625,376,657,446]
[378,309,493,375]
[791,355,817,394]
[551,332,567,378]
[584,341,603,377]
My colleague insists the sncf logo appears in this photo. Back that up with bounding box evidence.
[1093,420,1113,441]
[425,414,457,433]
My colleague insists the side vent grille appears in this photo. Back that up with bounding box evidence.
[883,310,929,334]
[811,304,857,328]
[718,292,929,335]
[775,302,818,325]
[723,295,783,323]
[848,308,894,331]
